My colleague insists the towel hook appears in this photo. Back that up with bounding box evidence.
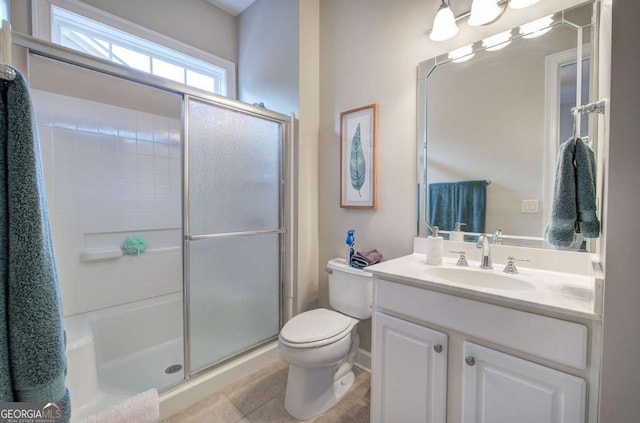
[570,107,580,142]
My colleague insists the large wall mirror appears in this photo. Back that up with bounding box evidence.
[417,1,599,251]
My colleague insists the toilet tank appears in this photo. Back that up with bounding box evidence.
[327,258,373,319]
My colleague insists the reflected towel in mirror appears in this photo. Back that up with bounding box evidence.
[428,180,487,234]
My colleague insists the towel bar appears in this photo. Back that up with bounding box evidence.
[571,99,606,115]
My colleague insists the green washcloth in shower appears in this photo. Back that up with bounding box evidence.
[122,235,149,255]
[0,68,70,421]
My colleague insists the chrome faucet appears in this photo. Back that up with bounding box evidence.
[493,228,503,245]
[476,234,493,269]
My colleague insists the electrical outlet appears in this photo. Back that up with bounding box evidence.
[521,199,539,213]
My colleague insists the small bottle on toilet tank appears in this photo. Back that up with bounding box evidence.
[345,229,355,266]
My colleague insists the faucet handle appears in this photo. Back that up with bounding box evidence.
[448,250,469,267]
[503,256,531,274]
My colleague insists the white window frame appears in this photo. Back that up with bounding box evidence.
[31,0,236,98]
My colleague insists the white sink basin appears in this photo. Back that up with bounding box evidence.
[424,266,535,291]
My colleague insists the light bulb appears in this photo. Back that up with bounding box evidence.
[448,44,475,63]
[519,15,553,39]
[430,3,459,42]
[468,0,502,26]
[482,30,512,51]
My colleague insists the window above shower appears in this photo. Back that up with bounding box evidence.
[30,0,237,97]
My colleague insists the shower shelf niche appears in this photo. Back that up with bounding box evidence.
[80,246,181,262]
[80,227,182,262]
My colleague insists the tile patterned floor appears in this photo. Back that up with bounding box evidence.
[163,359,370,422]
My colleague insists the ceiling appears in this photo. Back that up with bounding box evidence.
[205,0,257,16]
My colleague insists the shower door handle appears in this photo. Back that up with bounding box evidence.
[185,229,285,242]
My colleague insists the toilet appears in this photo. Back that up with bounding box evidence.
[278,258,373,420]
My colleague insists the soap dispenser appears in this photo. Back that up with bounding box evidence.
[450,222,466,242]
[426,226,443,265]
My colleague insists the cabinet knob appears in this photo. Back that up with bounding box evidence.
[433,344,443,353]
[465,356,476,366]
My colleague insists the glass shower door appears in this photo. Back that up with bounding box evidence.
[186,97,283,372]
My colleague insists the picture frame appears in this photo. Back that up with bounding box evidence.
[340,104,378,209]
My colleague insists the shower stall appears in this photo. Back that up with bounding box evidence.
[12,34,294,420]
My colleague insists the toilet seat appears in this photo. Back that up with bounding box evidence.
[280,308,358,349]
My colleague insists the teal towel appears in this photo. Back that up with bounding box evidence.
[456,180,486,234]
[545,138,600,247]
[428,182,457,231]
[575,138,600,238]
[0,68,70,421]
[428,180,487,233]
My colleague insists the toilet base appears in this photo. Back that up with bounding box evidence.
[284,364,355,420]
[279,309,362,421]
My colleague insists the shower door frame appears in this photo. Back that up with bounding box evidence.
[12,33,296,391]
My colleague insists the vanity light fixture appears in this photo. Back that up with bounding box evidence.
[448,44,475,63]
[519,15,553,38]
[430,0,459,41]
[482,30,512,51]
[429,0,542,42]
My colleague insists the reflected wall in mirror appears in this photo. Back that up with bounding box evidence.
[417,1,598,250]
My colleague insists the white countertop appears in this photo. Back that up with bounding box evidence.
[367,253,599,320]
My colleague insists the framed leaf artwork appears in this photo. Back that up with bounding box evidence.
[340,104,378,208]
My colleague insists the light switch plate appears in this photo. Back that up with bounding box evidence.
[522,199,539,213]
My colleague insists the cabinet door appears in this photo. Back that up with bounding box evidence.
[461,342,586,423]
[372,312,447,423]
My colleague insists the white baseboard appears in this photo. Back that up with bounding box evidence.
[355,348,371,371]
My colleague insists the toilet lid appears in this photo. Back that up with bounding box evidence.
[280,308,355,344]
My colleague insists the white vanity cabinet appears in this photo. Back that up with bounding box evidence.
[461,342,586,423]
[372,312,448,423]
[371,278,592,423]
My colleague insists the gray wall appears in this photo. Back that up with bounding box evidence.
[600,0,640,420]
[237,0,299,116]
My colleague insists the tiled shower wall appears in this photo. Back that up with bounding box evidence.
[32,89,183,317]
